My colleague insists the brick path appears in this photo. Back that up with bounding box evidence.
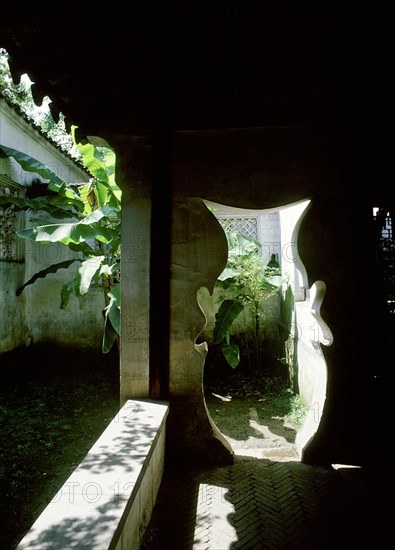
[141,454,394,549]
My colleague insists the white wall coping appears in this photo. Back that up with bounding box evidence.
[0,99,88,183]
[16,399,169,549]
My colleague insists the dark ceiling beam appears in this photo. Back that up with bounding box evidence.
[1,3,395,138]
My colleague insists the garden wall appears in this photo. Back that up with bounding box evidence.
[0,99,104,354]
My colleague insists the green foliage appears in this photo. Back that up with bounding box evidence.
[213,299,244,344]
[267,382,308,427]
[213,230,282,369]
[15,260,80,297]
[0,129,121,353]
[0,50,36,115]
[0,344,119,547]
[0,48,79,157]
[217,231,281,324]
[0,144,79,198]
[213,299,244,368]
[286,394,308,426]
[221,343,241,369]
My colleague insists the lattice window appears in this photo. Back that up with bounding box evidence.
[217,217,258,240]
[0,175,25,261]
[381,213,392,240]
[373,207,395,314]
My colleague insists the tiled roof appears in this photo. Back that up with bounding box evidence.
[0,92,87,172]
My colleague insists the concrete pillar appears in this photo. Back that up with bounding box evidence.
[112,136,153,403]
[166,197,234,466]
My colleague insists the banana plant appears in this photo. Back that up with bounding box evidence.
[0,126,121,353]
[212,230,282,369]
[213,299,244,368]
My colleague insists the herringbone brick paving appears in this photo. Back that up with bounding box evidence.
[141,455,394,549]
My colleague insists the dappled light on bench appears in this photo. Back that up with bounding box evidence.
[16,400,169,550]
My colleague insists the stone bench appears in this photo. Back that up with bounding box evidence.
[17,399,169,549]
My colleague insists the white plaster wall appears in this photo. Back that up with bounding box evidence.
[278,199,331,404]
[23,235,106,348]
[293,298,329,457]
[0,100,105,353]
[279,200,315,401]
[278,200,330,456]
[293,301,326,405]
[0,262,30,352]
[258,211,281,267]
[279,200,310,302]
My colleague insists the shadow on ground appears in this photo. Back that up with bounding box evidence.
[0,343,120,550]
[141,456,394,549]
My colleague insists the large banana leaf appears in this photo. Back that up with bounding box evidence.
[102,284,120,353]
[17,220,117,245]
[72,128,121,210]
[0,195,83,218]
[78,256,105,295]
[71,127,110,186]
[226,231,261,256]
[80,206,118,224]
[100,261,120,278]
[61,276,80,309]
[107,284,120,333]
[58,255,105,308]
[213,299,244,344]
[217,267,240,282]
[2,139,121,354]
[100,148,116,186]
[102,316,119,354]
[0,144,79,199]
[16,259,81,296]
[222,343,241,369]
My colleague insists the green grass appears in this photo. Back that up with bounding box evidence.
[0,344,120,550]
[267,383,308,427]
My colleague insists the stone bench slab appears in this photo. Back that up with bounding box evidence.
[16,399,169,550]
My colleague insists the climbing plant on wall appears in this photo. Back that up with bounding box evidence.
[0,127,121,353]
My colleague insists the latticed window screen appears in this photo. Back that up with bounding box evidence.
[218,217,258,240]
[0,175,25,261]
[373,207,395,314]
[381,214,392,240]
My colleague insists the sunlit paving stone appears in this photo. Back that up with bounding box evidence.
[194,485,237,548]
